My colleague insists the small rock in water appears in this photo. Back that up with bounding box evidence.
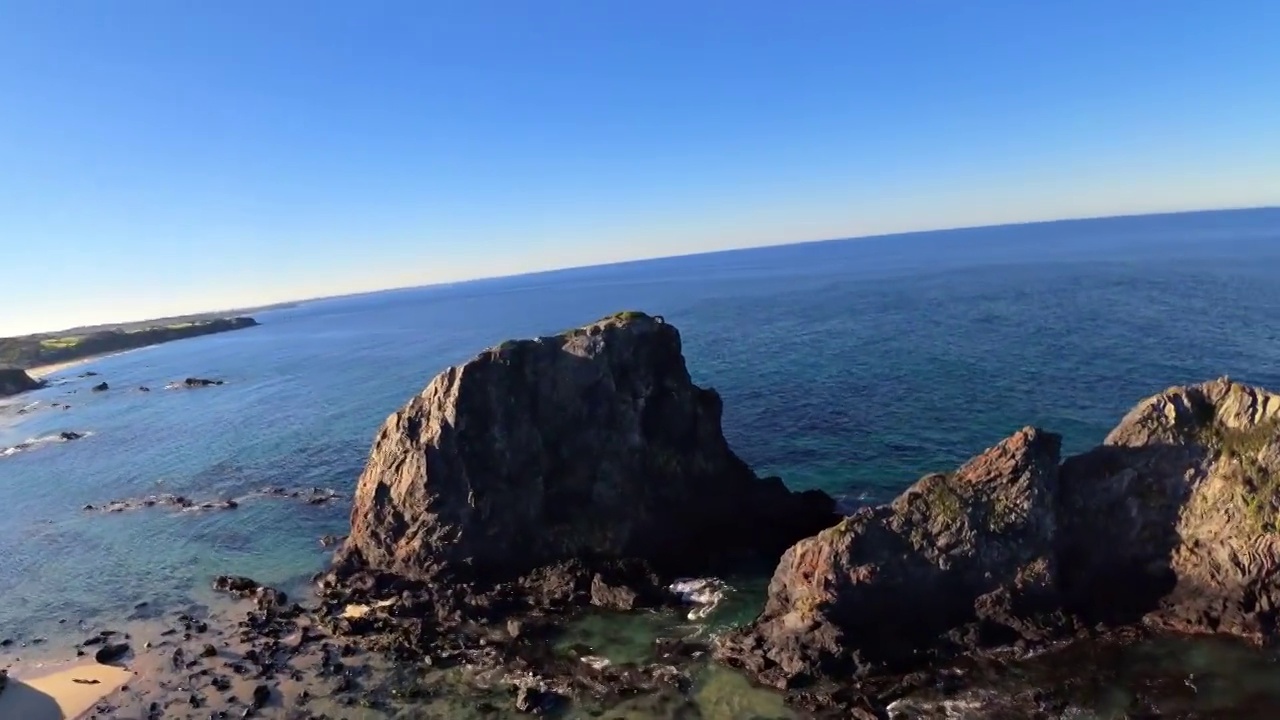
[91,382,109,392]
[200,643,217,658]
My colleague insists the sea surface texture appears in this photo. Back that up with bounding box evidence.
[4,208,1280,716]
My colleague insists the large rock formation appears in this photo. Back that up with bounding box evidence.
[717,377,1280,697]
[0,368,43,398]
[335,311,836,586]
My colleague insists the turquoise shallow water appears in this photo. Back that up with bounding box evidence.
[4,208,1280,712]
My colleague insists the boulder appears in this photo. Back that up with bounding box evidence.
[91,382,109,392]
[0,368,44,398]
[335,311,837,585]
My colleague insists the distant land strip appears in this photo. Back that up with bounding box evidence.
[0,316,261,371]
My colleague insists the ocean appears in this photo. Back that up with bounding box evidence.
[4,207,1280,717]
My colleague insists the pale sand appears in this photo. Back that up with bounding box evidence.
[0,662,133,719]
[26,357,106,379]
[26,349,141,379]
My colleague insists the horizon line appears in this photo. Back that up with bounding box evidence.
[274,202,1280,306]
[16,203,1280,338]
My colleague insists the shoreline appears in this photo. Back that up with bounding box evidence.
[26,350,138,379]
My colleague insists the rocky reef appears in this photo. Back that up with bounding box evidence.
[716,376,1280,714]
[0,368,43,398]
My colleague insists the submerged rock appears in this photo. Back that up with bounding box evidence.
[91,381,109,392]
[335,311,836,585]
[718,377,1280,709]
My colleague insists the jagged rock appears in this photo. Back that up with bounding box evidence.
[716,427,1065,685]
[59,431,84,441]
[91,382,109,392]
[0,368,44,398]
[335,311,836,585]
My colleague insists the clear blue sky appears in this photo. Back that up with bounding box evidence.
[2,1,1278,335]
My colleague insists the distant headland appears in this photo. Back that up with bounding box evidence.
[0,315,261,390]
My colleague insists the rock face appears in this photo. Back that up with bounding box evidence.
[0,368,43,398]
[335,311,836,584]
[1059,377,1280,640]
[717,377,1280,696]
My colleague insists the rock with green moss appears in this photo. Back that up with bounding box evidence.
[716,427,1064,685]
[335,311,836,586]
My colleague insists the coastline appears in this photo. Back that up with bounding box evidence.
[26,352,133,379]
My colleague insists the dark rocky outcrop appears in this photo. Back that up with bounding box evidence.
[179,377,224,388]
[716,377,1280,710]
[91,381,109,392]
[0,368,43,398]
[334,311,836,585]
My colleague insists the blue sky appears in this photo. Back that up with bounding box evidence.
[2,1,1278,335]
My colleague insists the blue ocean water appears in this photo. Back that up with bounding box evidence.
[3,207,1280,659]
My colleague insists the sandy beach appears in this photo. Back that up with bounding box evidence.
[26,357,109,380]
[26,350,143,380]
[0,661,133,720]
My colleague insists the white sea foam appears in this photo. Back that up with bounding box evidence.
[579,655,611,670]
[668,577,729,620]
